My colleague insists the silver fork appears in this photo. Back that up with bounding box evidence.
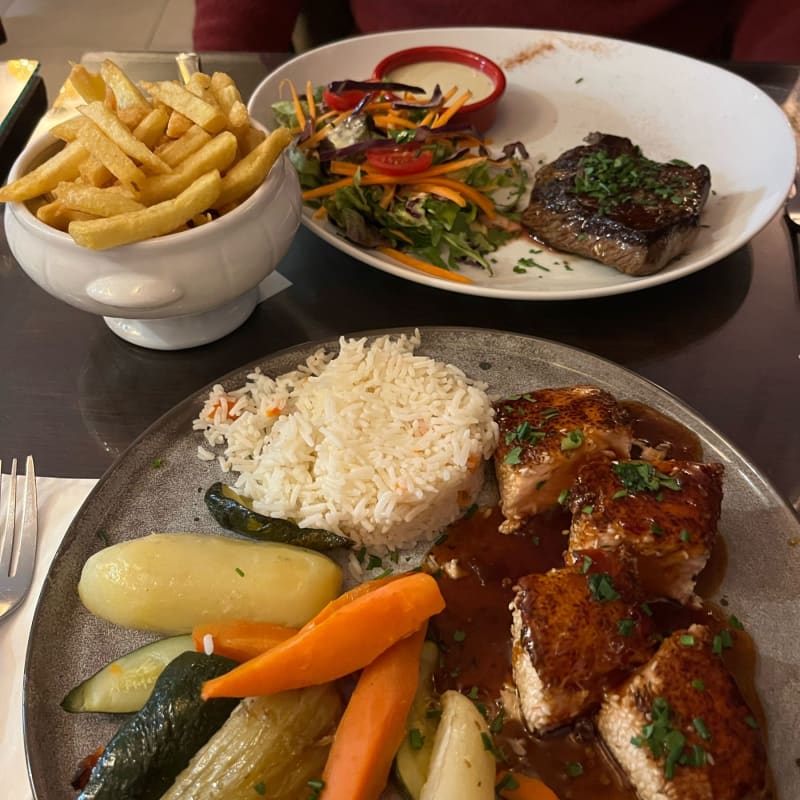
[0,456,38,620]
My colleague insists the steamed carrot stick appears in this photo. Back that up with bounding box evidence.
[307,573,400,628]
[377,247,474,285]
[192,620,297,662]
[321,626,427,800]
[496,771,560,800]
[201,572,444,699]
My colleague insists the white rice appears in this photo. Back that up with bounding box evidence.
[193,331,498,550]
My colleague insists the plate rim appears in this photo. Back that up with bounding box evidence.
[248,27,798,300]
[23,325,800,797]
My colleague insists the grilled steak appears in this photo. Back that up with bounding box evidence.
[521,133,711,276]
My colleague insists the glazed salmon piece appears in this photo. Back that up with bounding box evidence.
[567,459,724,604]
[511,550,657,734]
[598,625,767,800]
[494,385,632,532]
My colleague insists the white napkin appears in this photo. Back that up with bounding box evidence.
[0,476,97,800]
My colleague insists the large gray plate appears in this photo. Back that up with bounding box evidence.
[24,328,800,798]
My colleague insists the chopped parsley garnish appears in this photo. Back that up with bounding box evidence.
[691,679,705,690]
[467,685,480,700]
[375,568,393,579]
[572,148,697,215]
[389,549,400,563]
[531,535,540,545]
[745,715,760,729]
[535,479,547,490]
[693,717,711,741]
[565,761,584,778]
[540,407,560,420]
[464,503,479,519]
[728,614,745,630]
[496,772,520,791]
[490,708,506,733]
[307,779,325,800]
[630,697,707,780]
[581,554,593,574]
[557,488,570,505]
[612,489,628,500]
[253,782,267,795]
[651,522,665,536]
[504,446,523,465]
[434,533,448,546]
[680,528,691,542]
[560,429,584,451]
[516,256,550,271]
[505,420,546,447]
[355,546,367,564]
[425,706,442,719]
[612,461,681,494]
[235,567,245,577]
[408,728,425,750]
[617,619,636,637]
[713,629,734,655]
[587,572,620,603]
[679,634,696,647]
[453,630,466,643]
[481,732,496,754]
[96,529,110,546]
[641,602,653,616]
[581,504,594,515]
[151,457,164,469]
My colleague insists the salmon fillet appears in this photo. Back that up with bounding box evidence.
[568,459,724,603]
[511,550,657,733]
[494,386,632,532]
[598,625,768,800]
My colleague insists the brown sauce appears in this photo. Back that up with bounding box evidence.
[427,402,761,799]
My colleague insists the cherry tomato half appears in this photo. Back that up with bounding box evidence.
[323,87,370,111]
[365,145,434,176]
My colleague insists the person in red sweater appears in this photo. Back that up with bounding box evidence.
[193,0,799,61]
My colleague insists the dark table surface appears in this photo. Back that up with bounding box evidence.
[1,52,798,513]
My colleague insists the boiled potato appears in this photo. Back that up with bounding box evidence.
[419,690,496,800]
[78,532,342,633]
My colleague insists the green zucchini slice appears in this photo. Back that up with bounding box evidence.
[204,482,354,551]
[62,635,194,713]
[78,651,238,800]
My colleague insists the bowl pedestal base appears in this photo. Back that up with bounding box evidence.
[103,288,259,350]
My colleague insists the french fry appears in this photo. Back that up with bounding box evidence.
[75,120,146,192]
[101,59,152,127]
[79,155,114,188]
[239,125,267,155]
[67,64,106,103]
[166,110,193,138]
[155,125,212,167]
[57,183,145,217]
[213,127,292,209]
[138,131,238,205]
[210,72,250,130]
[68,169,223,250]
[0,141,88,202]
[132,107,170,149]
[36,199,98,231]
[79,101,171,175]
[49,116,84,143]
[141,80,227,133]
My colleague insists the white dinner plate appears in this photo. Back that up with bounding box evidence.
[248,27,797,300]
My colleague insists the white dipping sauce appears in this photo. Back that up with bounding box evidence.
[385,60,495,102]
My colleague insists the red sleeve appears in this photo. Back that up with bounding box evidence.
[193,0,303,51]
[732,0,800,61]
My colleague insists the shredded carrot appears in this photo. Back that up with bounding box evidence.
[361,101,394,113]
[201,572,444,699]
[373,114,418,130]
[377,247,473,285]
[419,109,437,128]
[379,183,396,209]
[387,228,414,244]
[441,86,459,104]
[422,176,496,217]
[305,79,316,122]
[433,90,473,128]
[321,626,427,800]
[329,160,359,176]
[312,206,328,220]
[410,182,466,206]
[192,620,297,662]
[496,771,561,800]
[280,79,306,130]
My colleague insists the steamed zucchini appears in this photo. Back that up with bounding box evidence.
[161,683,342,799]
[205,482,354,551]
[418,690,496,800]
[395,641,440,799]
[78,532,342,633]
[78,651,238,800]
[62,634,194,713]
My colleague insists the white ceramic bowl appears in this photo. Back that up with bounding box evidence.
[4,127,302,349]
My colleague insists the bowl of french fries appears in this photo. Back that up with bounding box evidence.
[2,61,301,350]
